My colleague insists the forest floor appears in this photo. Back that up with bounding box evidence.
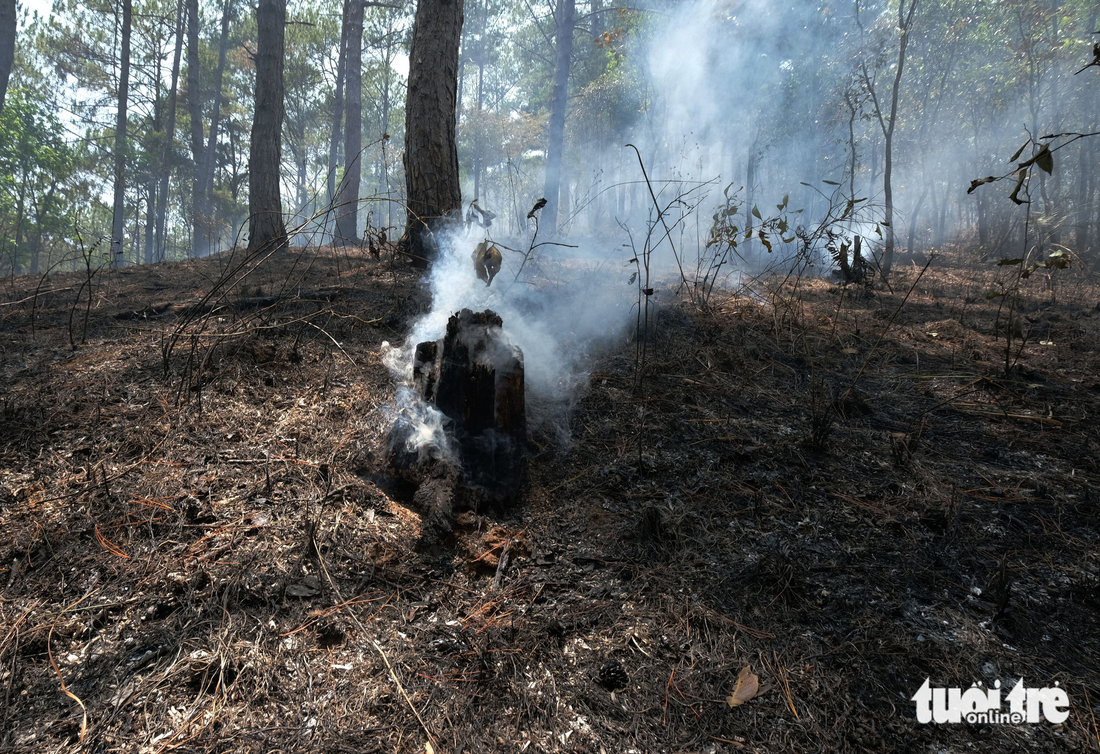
[1,241,1099,754]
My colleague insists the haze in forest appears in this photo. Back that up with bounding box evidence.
[0,0,1096,283]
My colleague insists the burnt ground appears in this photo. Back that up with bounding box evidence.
[1,242,1099,753]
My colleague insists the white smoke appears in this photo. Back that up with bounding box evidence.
[383,222,635,448]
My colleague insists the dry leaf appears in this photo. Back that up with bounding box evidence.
[726,665,760,707]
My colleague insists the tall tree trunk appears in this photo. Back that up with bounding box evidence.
[335,0,364,244]
[0,0,15,113]
[186,0,204,257]
[132,190,141,267]
[1079,9,1098,259]
[200,0,233,255]
[877,0,918,280]
[247,0,287,255]
[14,186,24,272]
[744,142,756,257]
[111,0,133,269]
[378,31,393,223]
[1083,125,1096,258]
[907,188,927,257]
[296,140,307,211]
[403,0,463,267]
[327,0,349,238]
[542,0,574,231]
[1046,3,1061,247]
[156,0,185,262]
[473,58,483,201]
[144,178,155,264]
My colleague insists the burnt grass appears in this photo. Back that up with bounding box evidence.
[1,243,1099,753]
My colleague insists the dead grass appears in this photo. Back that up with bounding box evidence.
[1,243,1098,753]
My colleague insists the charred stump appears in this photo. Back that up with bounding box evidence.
[390,309,527,526]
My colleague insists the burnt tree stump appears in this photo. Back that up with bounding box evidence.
[391,309,527,519]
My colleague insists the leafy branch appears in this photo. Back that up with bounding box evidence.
[967,131,1099,203]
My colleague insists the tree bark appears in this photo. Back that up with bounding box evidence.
[0,0,15,113]
[403,0,464,267]
[878,0,919,280]
[907,188,927,257]
[335,0,364,245]
[156,0,185,263]
[473,58,483,201]
[247,0,287,255]
[144,178,155,264]
[378,27,394,225]
[111,0,132,269]
[199,0,233,255]
[542,0,574,231]
[326,0,349,237]
[186,0,204,257]
[1079,9,1098,259]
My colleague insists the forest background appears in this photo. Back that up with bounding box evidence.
[0,0,1097,280]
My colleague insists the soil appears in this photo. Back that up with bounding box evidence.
[1,243,1098,753]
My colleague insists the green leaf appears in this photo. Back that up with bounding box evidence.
[822,179,840,186]
[751,205,762,220]
[986,291,1005,300]
[997,258,1024,266]
[1042,250,1069,269]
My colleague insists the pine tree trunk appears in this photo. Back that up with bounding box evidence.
[378,35,393,221]
[186,0,204,258]
[200,0,233,255]
[879,0,918,281]
[144,179,155,264]
[156,0,185,263]
[326,0,349,237]
[247,0,287,255]
[542,0,574,231]
[473,59,483,201]
[335,0,364,245]
[403,0,463,267]
[907,188,927,257]
[0,0,15,112]
[1080,9,1098,259]
[111,0,132,269]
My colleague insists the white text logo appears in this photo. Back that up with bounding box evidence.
[912,678,1069,724]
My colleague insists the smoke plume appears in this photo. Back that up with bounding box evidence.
[383,222,634,455]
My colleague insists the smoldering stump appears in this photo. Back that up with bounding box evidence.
[388,308,527,528]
